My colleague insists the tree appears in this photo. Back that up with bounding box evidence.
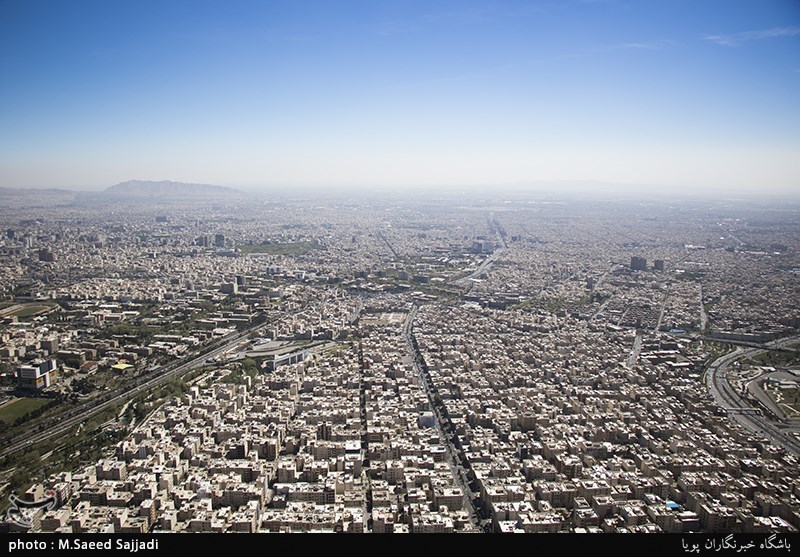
[8,468,31,493]
[240,358,259,376]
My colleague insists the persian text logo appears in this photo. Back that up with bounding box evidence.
[5,490,57,528]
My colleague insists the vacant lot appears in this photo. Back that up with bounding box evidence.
[0,304,54,319]
[0,397,50,424]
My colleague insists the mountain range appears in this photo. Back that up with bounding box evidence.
[102,180,242,198]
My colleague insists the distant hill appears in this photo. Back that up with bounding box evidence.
[103,180,243,199]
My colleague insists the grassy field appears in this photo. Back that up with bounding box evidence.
[0,397,50,424]
[748,345,800,368]
[11,305,52,318]
[0,304,54,319]
[238,240,319,256]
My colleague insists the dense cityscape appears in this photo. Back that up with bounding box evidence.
[0,185,798,534]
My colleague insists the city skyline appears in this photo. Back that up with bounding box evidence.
[1,0,799,195]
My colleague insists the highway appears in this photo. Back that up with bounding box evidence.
[453,215,507,292]
[704,334,800,455]
[0,325,264,460]
[654,286,671,332]
[453,247,505,291]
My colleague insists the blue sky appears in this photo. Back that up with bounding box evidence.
[0,0,798,193]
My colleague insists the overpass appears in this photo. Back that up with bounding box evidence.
[724,407,762,417]
[704,334,800,455]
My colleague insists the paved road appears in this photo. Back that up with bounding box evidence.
[700,336,799,353]
[453,215,507,291]
[627,331,643,368]
[453,247,505,290]
[403,305,484,531]
[704,335,800,455]
[699,285,709,332]
[377,231,399,260]
[588,266,614,321]
[747,370,800,421]
[654,286,671,332]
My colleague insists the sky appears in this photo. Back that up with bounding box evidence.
[0,0,798,195]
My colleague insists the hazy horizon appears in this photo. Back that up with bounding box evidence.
[1,0,798,195]
[6,178,800,205]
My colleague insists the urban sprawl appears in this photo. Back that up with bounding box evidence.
[1,191,799,534]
